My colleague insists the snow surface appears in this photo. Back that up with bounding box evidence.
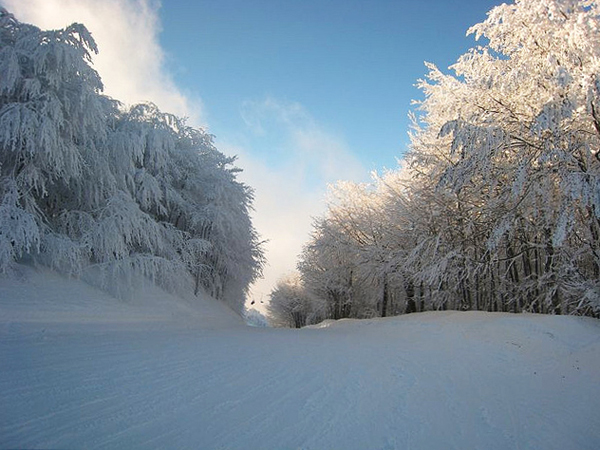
[2,266,600,450]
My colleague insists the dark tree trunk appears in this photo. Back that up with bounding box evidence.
[404,278,416,314]
[381,274,389,318]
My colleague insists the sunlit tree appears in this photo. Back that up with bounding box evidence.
[409,0,600,315]
[269,0,600,325]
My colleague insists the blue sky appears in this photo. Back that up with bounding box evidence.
[158,0,499,171]
[6,0,501,306]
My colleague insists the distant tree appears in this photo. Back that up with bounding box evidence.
[268,273,319,328]
[244,308,270,327]
[293,172,416,322]
[299,218,358,321]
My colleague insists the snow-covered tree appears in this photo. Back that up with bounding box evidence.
[278,173,412,324]
[271,0,600,325]
[0,10,263,311]
[267,272,320,328]
[244,307,270,327]
[0,9,112,273]
[408,0,600,315]
[299,217,359,320]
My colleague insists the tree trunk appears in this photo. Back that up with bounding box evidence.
[381,274,389,318]
[194,266,202,295]
[404,278,416,314]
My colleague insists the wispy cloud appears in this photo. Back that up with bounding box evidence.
[239,97,365,182]
[241,97,309,134]
[3,0,204,125]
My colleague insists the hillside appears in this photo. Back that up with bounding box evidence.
[1,266,600,450]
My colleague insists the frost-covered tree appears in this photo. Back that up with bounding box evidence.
[270,0,600,325]
[0,9,113,272]
[244,307,269,327]
[277,173,411,324]
[299,217,359,320]
[408,0,600,315]
[105,102,264,309]
[315,178,409,318]
[0,10,263,311]
[267,273,321,328]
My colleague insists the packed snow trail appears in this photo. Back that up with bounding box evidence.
[1,268,600,449]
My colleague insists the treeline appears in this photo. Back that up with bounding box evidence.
[0,11,263,311]
[269,0,600,327]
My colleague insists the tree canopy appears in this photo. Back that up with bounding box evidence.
[0,9,264,311]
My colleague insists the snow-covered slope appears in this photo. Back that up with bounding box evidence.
[0,265,243,329]
[1,267,600,450]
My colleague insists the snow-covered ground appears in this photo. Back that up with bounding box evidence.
[1,266,600,450]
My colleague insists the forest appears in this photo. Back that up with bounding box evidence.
[0,9,264,312]
[269,0,600,327]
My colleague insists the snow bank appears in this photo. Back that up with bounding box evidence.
[0,264,243,329]
[1,267,599,449]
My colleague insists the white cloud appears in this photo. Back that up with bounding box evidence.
[2,0,204,125]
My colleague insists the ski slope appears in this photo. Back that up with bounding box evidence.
[1,266,600,450]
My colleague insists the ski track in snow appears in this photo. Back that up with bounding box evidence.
[1,268,600,449]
